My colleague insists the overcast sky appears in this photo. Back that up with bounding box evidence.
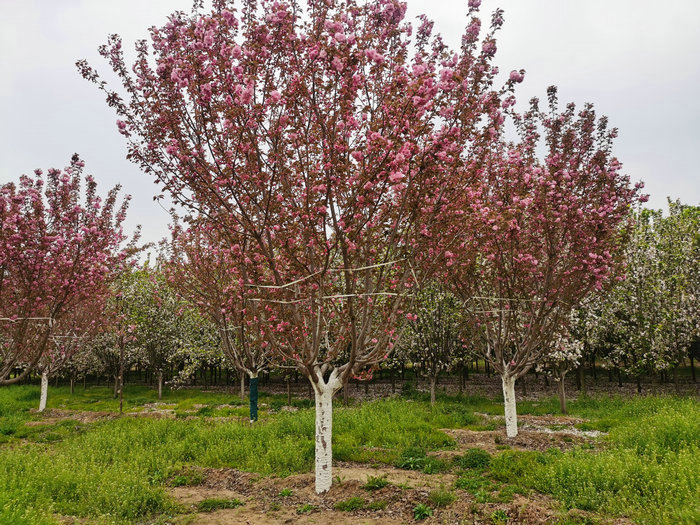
[2,0,698,246]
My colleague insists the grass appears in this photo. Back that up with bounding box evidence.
[170,467,204,487]
[488,396,700,524]
[456,447,491,469]
[428,487,456,507]
[334,496,388,512]
[0,384,697,524]
[196,498,243,512]
[334,496,366,511]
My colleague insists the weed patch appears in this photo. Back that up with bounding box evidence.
[197,498,243,512]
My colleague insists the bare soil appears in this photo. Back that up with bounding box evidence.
[28,408,116,424]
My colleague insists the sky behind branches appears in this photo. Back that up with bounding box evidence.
[1,0,698,246]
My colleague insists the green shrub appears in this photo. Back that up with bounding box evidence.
[413,503,433,520]
[362,475,389,491]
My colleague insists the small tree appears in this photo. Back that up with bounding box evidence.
[37,302,102,411]
[123,265,189,399]
[168,220,274,420]
[445,88,645,437]
[81,0,506,492]
[403,285,461,405]
[537,328,582,414]
[0,155,132,386]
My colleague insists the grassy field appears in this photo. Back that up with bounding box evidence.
[0,384,697,524]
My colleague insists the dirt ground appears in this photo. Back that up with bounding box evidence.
[165,416,618,525]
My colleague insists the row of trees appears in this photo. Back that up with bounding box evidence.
[9,201,696,413]
[3,0,689,497]
[74,0,649,493]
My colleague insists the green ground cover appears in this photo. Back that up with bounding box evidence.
[0,384,697,524]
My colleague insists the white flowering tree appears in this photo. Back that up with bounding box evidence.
[537,328,583,414]
[402,285,462,405]
[587,203,699,390]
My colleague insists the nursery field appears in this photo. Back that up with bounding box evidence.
[0,384,698,525]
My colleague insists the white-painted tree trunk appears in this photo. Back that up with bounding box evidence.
[312,372,341,494]
[429,375,437,406]
[501,374,518,438]
[39,370,49,412]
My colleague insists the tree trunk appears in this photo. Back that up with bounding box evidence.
[575,365,581,391]
[617,367,622,387]
[343,380,350,405]
[249,371,259,422]
[119,343,125,414]
[557,374,567,414]
[577,365,586,395]
[70,377,75,395]
[157,371,163,400]
[312,372,341,494]
[501,374,518,438]
[240,373,245,399]
[0,365,34,386]
[429,375,437,406]
[672,366,680,393]
[39,370,49,412]
[287,377,292,405]
[636,376,642,394]
[592,357,597,381]
[113,375,119,398]
[690,354,696,383]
